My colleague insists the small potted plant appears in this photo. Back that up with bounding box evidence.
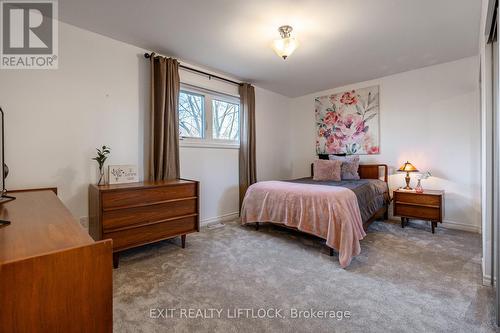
[92,145,111,185]
[415,171,431,193]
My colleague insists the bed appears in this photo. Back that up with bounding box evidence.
[240,164,390,267]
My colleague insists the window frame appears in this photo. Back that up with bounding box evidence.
[179,85,240,149]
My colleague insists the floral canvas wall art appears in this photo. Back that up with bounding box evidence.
[315,85,380,155]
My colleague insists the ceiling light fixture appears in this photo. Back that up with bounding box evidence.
[272,25,299,60]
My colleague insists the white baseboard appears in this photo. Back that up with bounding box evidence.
[387,218,480,233]
[441,219,480,233]
[200,212,239,227]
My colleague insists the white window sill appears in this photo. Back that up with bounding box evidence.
[180,140,240,150]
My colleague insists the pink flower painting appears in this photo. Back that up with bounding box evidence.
[315,86,380,155]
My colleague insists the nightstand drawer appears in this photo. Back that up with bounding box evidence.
[394,203,440,221]
[394,192,440,206]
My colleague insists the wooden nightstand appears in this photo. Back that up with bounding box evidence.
[393,189,444,233]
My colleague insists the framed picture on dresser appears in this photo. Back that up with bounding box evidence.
[108,165,139,184]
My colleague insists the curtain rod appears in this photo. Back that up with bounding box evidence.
[144,52,242,86]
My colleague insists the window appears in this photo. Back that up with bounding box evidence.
[212,99,239,141]
[178,87,240,147]
[179,91,204,139]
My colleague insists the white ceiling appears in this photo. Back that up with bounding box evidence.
[59,0,481,97]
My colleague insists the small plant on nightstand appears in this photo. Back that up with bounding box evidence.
[92,146,111,185]
[415,171,432,193]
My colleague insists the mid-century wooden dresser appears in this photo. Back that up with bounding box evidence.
[0,190,113,333]
[393,189,444,233]
[89,179,199,268]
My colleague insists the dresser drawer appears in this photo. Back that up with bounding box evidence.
[103,216,197,251]
[394,192,440,206]
[394,203,440,221]
[102,199,197,231]
[101,183,196,210]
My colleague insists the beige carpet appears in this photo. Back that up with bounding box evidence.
[113,219,497,332]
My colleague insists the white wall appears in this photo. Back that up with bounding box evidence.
[0,22,291,224]
[0,22,148,219]
[289,57,481,232]
[255,86,292,181]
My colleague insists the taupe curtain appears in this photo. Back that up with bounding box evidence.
[148,54,180,181]
[239,83,257,208]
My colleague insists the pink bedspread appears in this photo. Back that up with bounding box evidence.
[241,181,366,267]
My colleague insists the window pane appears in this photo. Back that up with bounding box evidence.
[212,99,240,140]
[178,91,204,138]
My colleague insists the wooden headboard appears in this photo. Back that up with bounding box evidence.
[310,163,388,183]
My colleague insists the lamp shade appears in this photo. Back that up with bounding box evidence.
[398,161,419,172]
[272,37,299,60]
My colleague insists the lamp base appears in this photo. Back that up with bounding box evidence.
[404,173,412,190]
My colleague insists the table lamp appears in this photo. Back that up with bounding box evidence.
[398,161,419,190]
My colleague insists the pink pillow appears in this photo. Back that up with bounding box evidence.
[313,159,342,181]
[329,155,360,180]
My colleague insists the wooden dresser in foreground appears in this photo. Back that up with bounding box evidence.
[393,189,444,233]
[0,190,113,333]
[89,179,199,268]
